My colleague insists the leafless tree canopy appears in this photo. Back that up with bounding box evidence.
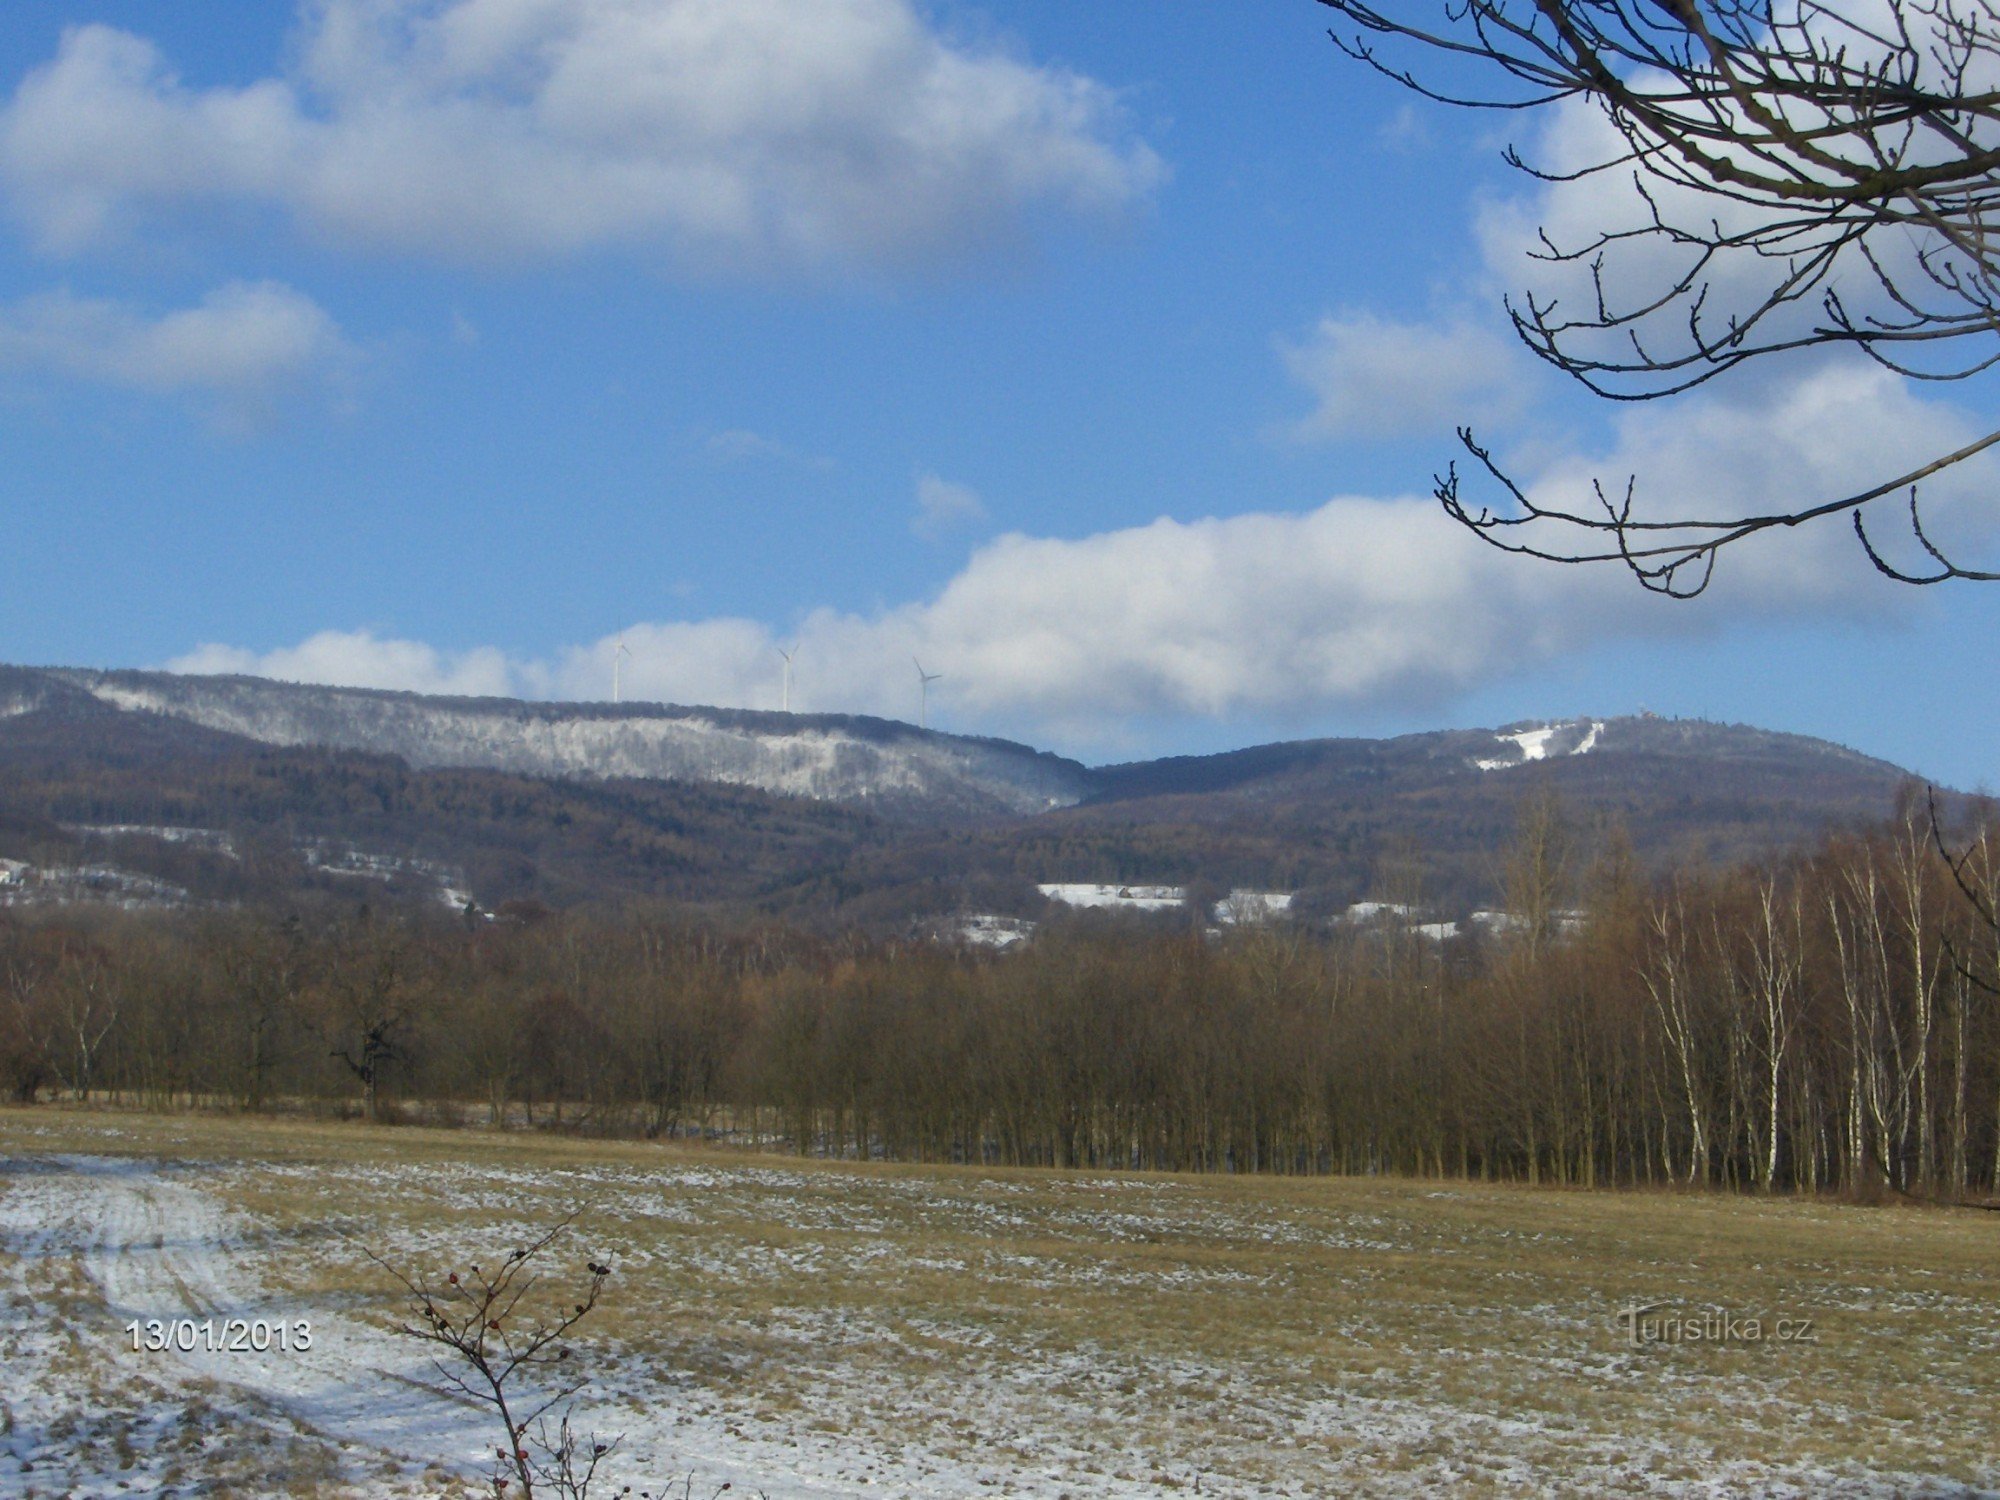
[1318,0,2000,592]
[8,788,2000,1198]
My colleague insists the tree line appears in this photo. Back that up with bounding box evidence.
[4,792,1996,1196]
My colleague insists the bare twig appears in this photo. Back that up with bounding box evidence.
[362,1210,615,1498]
[1320,0,2000,588]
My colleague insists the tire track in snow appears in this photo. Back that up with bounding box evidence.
[1,1153,489,1494]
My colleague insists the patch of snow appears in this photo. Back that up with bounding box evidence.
[1470,909,1585,936]
[1416,921,1460,941]
[1215,890,1294,924]
[300,841,462,893]
[1344,901,1416,922]
[1513,725,1561,761]
[0,1155,486,1496]
[1038,882,1185,911]
[439,886,483,914]
[1474,724,1557,771]
[1473,719,1606,772]
[82,683,165,716]
[0,864,190,910]
[956,914,1033,948]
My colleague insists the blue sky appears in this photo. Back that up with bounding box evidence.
[1,0,1996,787]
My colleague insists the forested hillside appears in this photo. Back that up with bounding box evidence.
[0,666,1923,922]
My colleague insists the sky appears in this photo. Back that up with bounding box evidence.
[1,0,1997,786]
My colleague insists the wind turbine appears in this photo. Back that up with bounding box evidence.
[913,656,942,730]
[613,636,632,705]
[777,644,797,713]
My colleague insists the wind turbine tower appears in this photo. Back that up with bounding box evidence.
[613,636,632,705]
[914,657,942,730]
[777,645,796,713]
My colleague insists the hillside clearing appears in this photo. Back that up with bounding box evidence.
[0,1109,1993,1498]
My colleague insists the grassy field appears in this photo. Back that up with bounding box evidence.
[0,1105,1994,1497]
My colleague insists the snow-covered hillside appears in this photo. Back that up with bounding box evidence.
[42,669,1092,818]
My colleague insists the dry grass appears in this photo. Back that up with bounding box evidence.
[2,1103,1995,1497]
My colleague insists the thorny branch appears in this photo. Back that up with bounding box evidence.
[362,1210,615,1498]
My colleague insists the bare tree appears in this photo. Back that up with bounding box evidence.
[366,1211,615,1499]
[213,914,308,1112]
[1926,789,2000,1187]
[7,933,120,1101]
[316,910,422,1123]
[1318,0,2000,592]
[1739,873,1806,1190]
[1642,883,1713,1183]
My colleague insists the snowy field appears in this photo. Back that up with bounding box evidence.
[0,1110,1995,1498]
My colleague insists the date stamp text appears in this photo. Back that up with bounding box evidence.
[126,1317,313,1353]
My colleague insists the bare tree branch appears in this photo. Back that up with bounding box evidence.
[361,1210,615,1498]
[1321,0,2000,590]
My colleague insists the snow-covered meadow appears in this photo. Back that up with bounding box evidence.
[1,1110,1994,1498]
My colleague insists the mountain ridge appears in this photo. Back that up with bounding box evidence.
[16,665,1091,820]
[0,663,1933,921]
[1089,714,1907,803]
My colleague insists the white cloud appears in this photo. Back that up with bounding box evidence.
[546,619,782,706]
[0,280,354,423]
[170,631,518,698]
[1471,86,1956,397]
[912,473,987,539]
[0,2,1163,273]
[171,360,1966,744]
[1282,311,1533,442]
[150,500,1678,741]
[1517,361,2000,583]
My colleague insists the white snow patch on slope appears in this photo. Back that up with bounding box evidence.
[74,676,1087,815]
[1215,890,1293,924]
[957,913,1033,947]
[1345,901,1417,921]
[87,684,162,716]
[1511,725,1560,761]
[1473,719,1606,772]
[0,863,191,909]
[1039,882,1185,910]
